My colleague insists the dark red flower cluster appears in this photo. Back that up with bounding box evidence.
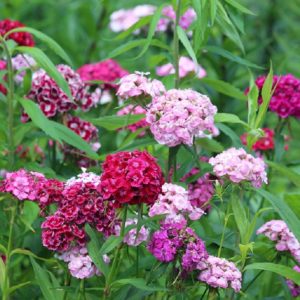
[252,74,300,119]
[42,173,116,251]
[0,60,7,95]
[0,19,35,47]
[99,150,164,206]
[22,65,94,121]
[77,59,128,89]
[241,128,275,152]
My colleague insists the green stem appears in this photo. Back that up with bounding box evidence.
[217,205,230,257]
[0,37,15,170]
[207,288,217,300]
[173,0,182,89]
[136,204,143,277]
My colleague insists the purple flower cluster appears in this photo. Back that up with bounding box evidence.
[209,147,268,188]
[286,266,300,297]
[197,256,242,292]
[117,72,165,100]
[146,89,218,147]
[257,220,300,263]
[148,183,204,221]
[57,246,110,279]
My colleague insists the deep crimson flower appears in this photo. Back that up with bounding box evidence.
[241,128,275,151]
[0,60,7,95]
[0,19,34,46]
[77,59,128,89]
[99,150,164,206]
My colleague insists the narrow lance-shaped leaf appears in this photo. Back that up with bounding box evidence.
[215,113,248,127]
[225,0,256,15]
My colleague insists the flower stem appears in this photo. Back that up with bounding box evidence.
[173,0,182,89]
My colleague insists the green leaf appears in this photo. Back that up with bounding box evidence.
[210,0,218,25]
[205,46,263,69]
[15,47,72,100]
[20,201,40,232]
[85,224,109,278]
[177,26,198,70]
[99,236,123,255]
[18,99,98,160]
[11,248,56,262]
[245,263,300,285]
[201,78,247,101]
[111,278,168,292]
[7,27,72,65]
[215,113,248,127]
[8,282,32,295]
[225,0,255,15]
[285,194,300,217]
[0,256,5,291]
[267,161,300,187]
[247,74,259,129]
[256,189,300,243]
[196,138,224,153]
[136,4,165,59]
[216,123,242,147]
[88,114,145,131]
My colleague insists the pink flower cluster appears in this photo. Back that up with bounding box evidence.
[146,89,218,147]
[115,218,149,246]
[42,172,116,252]
[11,54,36,84]
[117,72,165,100]
[156,56,206,79]
[0,60,7,95]
[197,256,242,292]
[99,150,164,206]
[286,266,300,297]
[209,147,268,188]
[110,5,156,33]
[23,64,94,121]
[77,59,128,90]
[253,74,300,118]
[117,105,148,136]
[57,246,110,279]
[149,183,204,221]
[181,167,215,211]
[0,19,35,47]
[257,220,300,263]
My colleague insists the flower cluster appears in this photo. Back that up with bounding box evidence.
[110,5,156,33]
[11,54,36,84]
[57,246,110,279]
[0,19,35,46]
[77,59,128,90]
[23,64,94,121]
[181,167,215,211]
[0,60,7,95]
[156,56,206,79]
[209,147,268,188]
[286,266,300,297]
[42,172,116,251]
[257,220,300,263]
[149,183,204,221]
[253,74,300,118]
[241,128,275,152]
[117,105,148,136]
[115,218,149,246]
[99,150,164,206]
[197,256,242,292]
[117,72,165,100]
[146,89,218,147]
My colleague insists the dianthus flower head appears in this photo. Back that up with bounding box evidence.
[77,59,128,90]
[57,246,110,279]
[286,266,300,297]
[115,218,149,246]
[11,54,36,84]
[209,147,268,188]
[251,74,300,119]
[149,183,204,221]
[99,150,164,206]
[241,128,275,152]
[257,220,300,263]
[0,60,7,95]
[117,72,166,100]
[146,89,218,147]
[0,19,34,46]
[197,255,242,292]
[117,105,148,137]
[156,56,206,79]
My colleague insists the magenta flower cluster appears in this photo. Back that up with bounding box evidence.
[253,74,300,119]
[286,266,300,297]
[257,220,300,263]
[148,183,204,221]
[209,147,268,188]
[117,72,165,100]
[146,89,218,147]
[197,256,242,292]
